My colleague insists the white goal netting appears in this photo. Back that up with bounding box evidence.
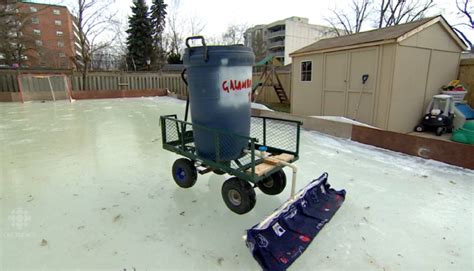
[18,74,73,103]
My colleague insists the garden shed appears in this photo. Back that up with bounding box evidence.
[290,16,467,133]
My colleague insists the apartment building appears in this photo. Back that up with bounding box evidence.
[0,0,84,69]
[244,17,336,65]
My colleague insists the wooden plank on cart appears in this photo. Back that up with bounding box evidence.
[263,153,294,165]
[250,153,295,176]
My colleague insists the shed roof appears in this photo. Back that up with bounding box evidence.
[291,16,465,56]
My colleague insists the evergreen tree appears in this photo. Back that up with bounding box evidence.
[126,0,153,71]
[251,31,266,62]
[150,0,167,69]
[167,52,182,64]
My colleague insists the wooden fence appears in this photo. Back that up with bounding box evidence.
[0,70,187,97]
[252,71,291,104]
[0,69,290,104]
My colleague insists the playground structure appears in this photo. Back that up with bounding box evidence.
[252,56,289,104]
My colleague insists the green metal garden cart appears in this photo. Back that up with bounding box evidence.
[160,114,302,214]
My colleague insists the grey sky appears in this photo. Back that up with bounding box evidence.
[47,0,472,45]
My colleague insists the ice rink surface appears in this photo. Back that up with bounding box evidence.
[1,97,473,270]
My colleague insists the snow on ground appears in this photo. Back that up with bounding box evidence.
[0,97,472,270]
[251,102,273,111]
[311,115,376,128]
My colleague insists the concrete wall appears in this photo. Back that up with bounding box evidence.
[252,108,474,169]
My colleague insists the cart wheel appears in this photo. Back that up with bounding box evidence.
[436,127,446,136]
[213,169,226,175]
[414,125,424,132]
[221,177,256,215]
[257,170,287,195]
[172,158,197,188]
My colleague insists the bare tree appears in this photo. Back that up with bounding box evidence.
[74,0,119,89]
[326,0,436,36]
[188,16,206,36]
[222,23,248,45]
[453,0,473,51]
[378,0,435,28]
[325,0,372,35]
[164,0,209,64]
[167,0,184,55]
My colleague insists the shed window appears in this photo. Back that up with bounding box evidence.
[301,61,312,81]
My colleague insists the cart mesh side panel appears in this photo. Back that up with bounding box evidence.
[164,118,180,143]
[265,119,298,153]
[250,117,264,141]
[251,117,299,154]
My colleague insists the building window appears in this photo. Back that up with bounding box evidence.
[35,40,43,46]
[56,31,63,36]
[31,17,39,24]
[59,52,66,58]
[301,61,312,81]
[33,29,41,35]
[53,9,61,15]
[57,41,65,48]
[54,20,62,26]
[29,6,37,12]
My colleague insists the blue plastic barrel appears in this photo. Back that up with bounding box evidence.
[183,37,255,161]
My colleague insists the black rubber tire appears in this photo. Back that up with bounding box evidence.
[414,125,424,132]
[172,158,197,188]
[213,169,226,175]
[257,170,287,195]
[436,127,445,136]
[221,177,256,215]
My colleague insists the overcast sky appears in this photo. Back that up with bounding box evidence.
[47,0,472,45]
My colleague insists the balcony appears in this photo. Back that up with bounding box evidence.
[268,40,284,49]
[268,30,285,39]
[267,51,284,58]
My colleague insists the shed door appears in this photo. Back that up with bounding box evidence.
[322,52,348,116]
[346,48,378,124]
[322,48,378,124]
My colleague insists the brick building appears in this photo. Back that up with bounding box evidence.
[0,0,85,69]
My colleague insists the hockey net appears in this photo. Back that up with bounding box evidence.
[18,74,73,103]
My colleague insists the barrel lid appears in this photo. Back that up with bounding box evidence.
[183,45,255,66]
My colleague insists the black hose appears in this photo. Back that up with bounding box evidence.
[181,69,190,122]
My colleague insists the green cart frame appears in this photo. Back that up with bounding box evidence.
[160,114,302,214]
